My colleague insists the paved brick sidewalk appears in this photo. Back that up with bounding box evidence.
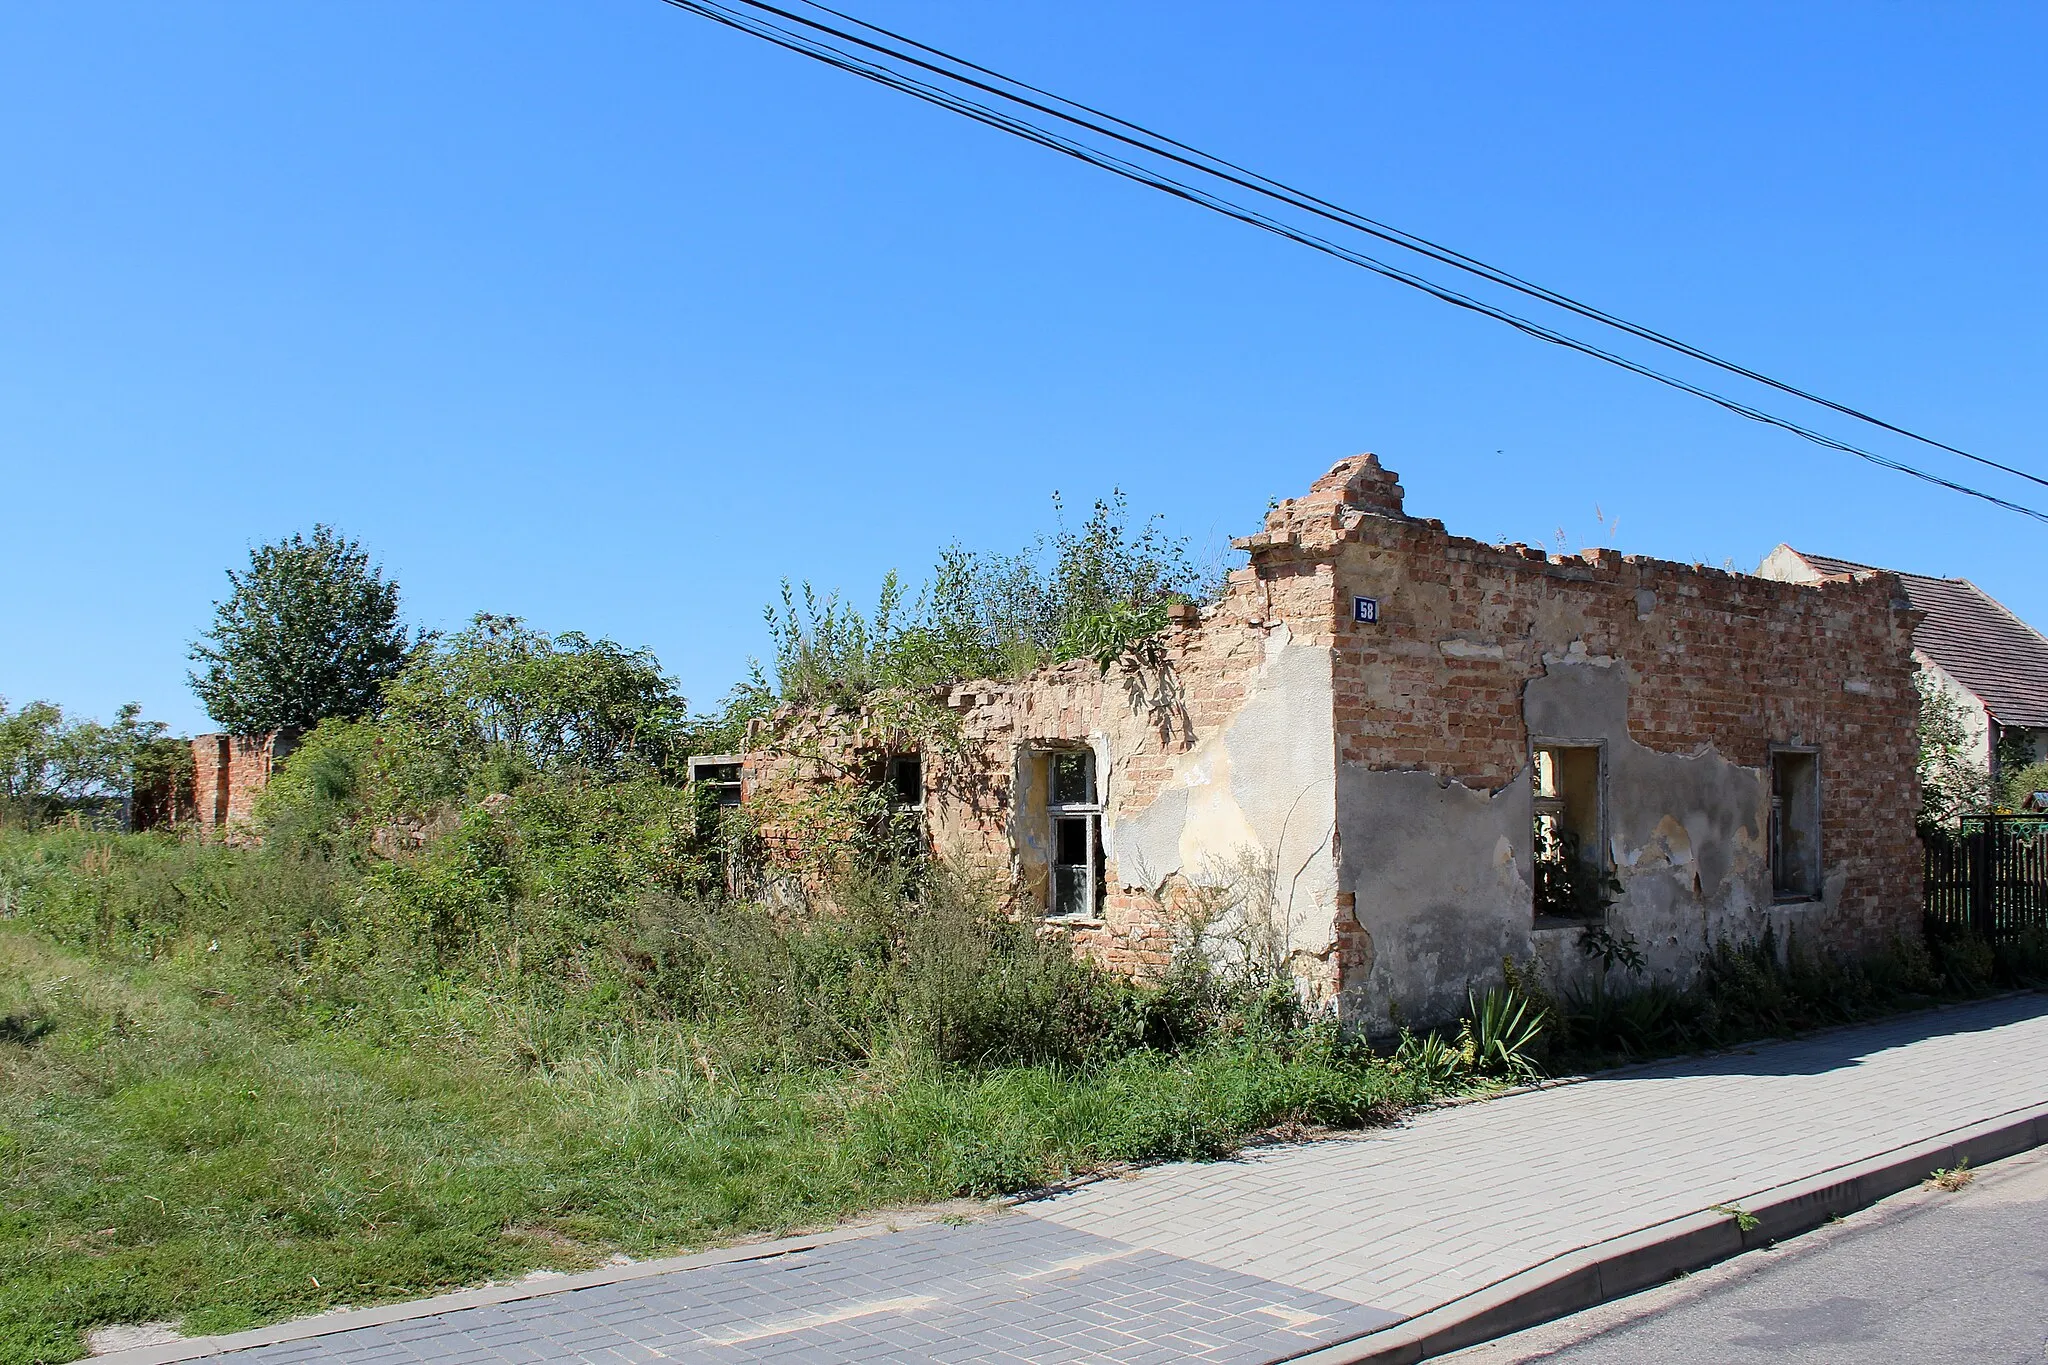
[126,994,2048,1365]
[1027,992,2048,1316]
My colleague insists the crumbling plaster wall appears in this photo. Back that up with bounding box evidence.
[1110,626,1338,986]
[920,542,1348,988]
[737,452,1922,1030]
[1288,462,1923,1030]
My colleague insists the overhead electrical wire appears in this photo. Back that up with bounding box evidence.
[760,0,2048,498]
[655,0,2048,525]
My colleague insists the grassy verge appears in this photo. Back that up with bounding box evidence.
[8,817,2038,1364]
[0,830,1440,1364]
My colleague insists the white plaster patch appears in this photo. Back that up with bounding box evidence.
[1622,815,1696,872]
[1440,638,1508,660]
[1178,743,1262,876]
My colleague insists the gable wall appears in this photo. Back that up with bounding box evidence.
[1317,510,1922,1026]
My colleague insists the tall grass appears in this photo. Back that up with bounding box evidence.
[11,813,2030,1362]
[0,823,1433,1363]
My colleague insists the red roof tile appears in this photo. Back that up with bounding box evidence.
[1796,551,2048,728]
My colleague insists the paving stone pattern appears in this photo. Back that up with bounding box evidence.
[217,1220,1395,1365]
[1030,993,2048,1315]
[188,995,2048,1363]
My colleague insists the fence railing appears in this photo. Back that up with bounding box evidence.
[1924,814,2048,943]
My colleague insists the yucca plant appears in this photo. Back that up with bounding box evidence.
[1391,1028,1466,1088]
[1464,986,1546,1080]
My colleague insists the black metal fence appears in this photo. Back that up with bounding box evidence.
[1924,814,2048,942]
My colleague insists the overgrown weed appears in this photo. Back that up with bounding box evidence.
[0,825,1453,1362]
[1550,923,2043,1066]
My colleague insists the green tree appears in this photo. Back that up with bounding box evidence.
[378,613,689,803]
[188,526,416,733]
[1916,668,1991,834]
[751,489,1210,713]
[0,697,179,826]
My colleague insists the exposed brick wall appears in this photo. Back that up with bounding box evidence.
[1270,455,1923,961]
[737,451,1925,1006]
[173,730,296,843]
[737,551,1338,981]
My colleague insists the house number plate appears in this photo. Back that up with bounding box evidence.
[1353,595,1380,624]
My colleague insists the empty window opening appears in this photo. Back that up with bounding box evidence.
[688,755,743,807]
[1532,743,1607,923]
[1771,749,1822,901]
[888,754,923,812]
[882,753,927,863]
[1048,751,1103,919]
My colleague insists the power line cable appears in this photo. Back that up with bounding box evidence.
[655,0,2048,524]
[734,0,2048,496]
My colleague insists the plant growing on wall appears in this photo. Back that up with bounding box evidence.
[189,525,421,733]
[734,490,1211,727]
[374,613,691,806]
[1531,824,1621,922]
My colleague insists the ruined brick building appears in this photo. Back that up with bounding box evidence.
[734,454,1924,1028]
[133,730,295,842]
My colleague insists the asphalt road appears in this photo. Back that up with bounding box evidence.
[1443,1145,2048,1364]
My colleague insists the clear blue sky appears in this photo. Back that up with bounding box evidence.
[4,1,2042,735]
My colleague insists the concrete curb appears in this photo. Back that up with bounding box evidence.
[92,994,2048,1364]
[1280,1100,2048,1365]
[93,1213,950,1365]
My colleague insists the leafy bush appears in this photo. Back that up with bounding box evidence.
[1549,926,2012,1064]
[249,717,380,856]
[1916,667,1991,832]
[379,613,689,803]
[0,698,182,829]
[737,490,1213,730]
[1999,759,2048,812]
[251,613,697,854]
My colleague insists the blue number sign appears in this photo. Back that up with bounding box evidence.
[1353,595,1379,624]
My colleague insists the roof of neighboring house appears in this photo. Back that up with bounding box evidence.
[1791,550,2048,728]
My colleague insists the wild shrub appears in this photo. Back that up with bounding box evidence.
[732,491,1215,737]
[0,698,183,829]
[0,827,352,971]
[1551,926,2007,1065]
[618,859,1142,1073]
[251,717,380,858]
[1915,667,1992,832]
[1994,928,2048,984]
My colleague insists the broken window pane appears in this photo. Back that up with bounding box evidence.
[1041,751,1103,918]
[688,757,744,808]
[888,754,922,810]
[1052,814,1101,917]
